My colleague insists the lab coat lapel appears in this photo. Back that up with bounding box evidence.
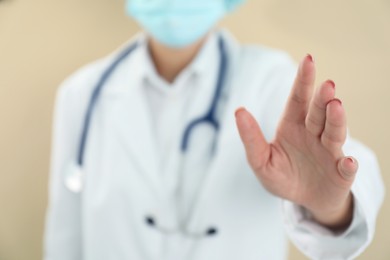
[187,97,243,230]
[109,75,162,196]
[185,30,245,230]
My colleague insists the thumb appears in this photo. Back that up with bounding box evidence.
[337,156,358,182]
[235,107,270,171]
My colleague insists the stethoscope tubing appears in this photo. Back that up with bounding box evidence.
[77,35,227,167]
[74,34,228,240]
[77,42,139,166]
[180,36,227,152]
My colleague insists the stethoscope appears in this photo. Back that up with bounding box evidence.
[65,34,228,241]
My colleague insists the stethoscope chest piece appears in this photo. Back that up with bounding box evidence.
[64,162,84,193]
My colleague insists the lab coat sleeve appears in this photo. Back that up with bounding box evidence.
[283,137,385,260]
[43,79,86,260]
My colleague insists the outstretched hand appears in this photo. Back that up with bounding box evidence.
[235,55,357,230]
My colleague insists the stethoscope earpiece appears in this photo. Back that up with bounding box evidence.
[144,215,218,238]
[205,227,218,236]
[145,215,156,227]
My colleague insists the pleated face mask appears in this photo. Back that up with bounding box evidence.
[126,0,245,48]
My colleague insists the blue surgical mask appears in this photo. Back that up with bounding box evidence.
[126,0,245,48]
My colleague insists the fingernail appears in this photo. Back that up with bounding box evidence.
[235,107,246,118]
[307,54,314,63]
[346,157,354,164]
[326,79,335,89]
[333,98,342,105]
[342,157,356,178]
[327,98,342,106]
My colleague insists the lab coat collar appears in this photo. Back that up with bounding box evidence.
[102,29,237,96]
[133,30,220,90]
[187,31,220,78]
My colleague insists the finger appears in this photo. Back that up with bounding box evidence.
[235,107,270,171]
[305,80,336,136]
[321,98,347,153]
[283,54,316,124]
[337,156,358,181]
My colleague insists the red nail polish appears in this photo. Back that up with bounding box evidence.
[326,98,342,106]
[326,80,335,89]
[333,98,342,105]
[307,54,314,63]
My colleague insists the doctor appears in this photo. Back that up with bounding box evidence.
[44,0,384,259]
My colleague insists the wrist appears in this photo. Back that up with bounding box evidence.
[305,193,354,232]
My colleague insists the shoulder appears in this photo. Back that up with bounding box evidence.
[56,34,142,105]
[56,56,112,104]
[221,29,296,73]
[221,30,297,94]
[237,43,297,78]
[226,37,298,99]
[52,45,125,135]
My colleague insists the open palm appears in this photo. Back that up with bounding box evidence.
[235,55,357,228]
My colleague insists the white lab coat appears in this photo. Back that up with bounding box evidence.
[44,30,384,260]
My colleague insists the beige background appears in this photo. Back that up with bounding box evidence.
[0,0,389,259]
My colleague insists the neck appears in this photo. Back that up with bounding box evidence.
[147,35,209,83]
